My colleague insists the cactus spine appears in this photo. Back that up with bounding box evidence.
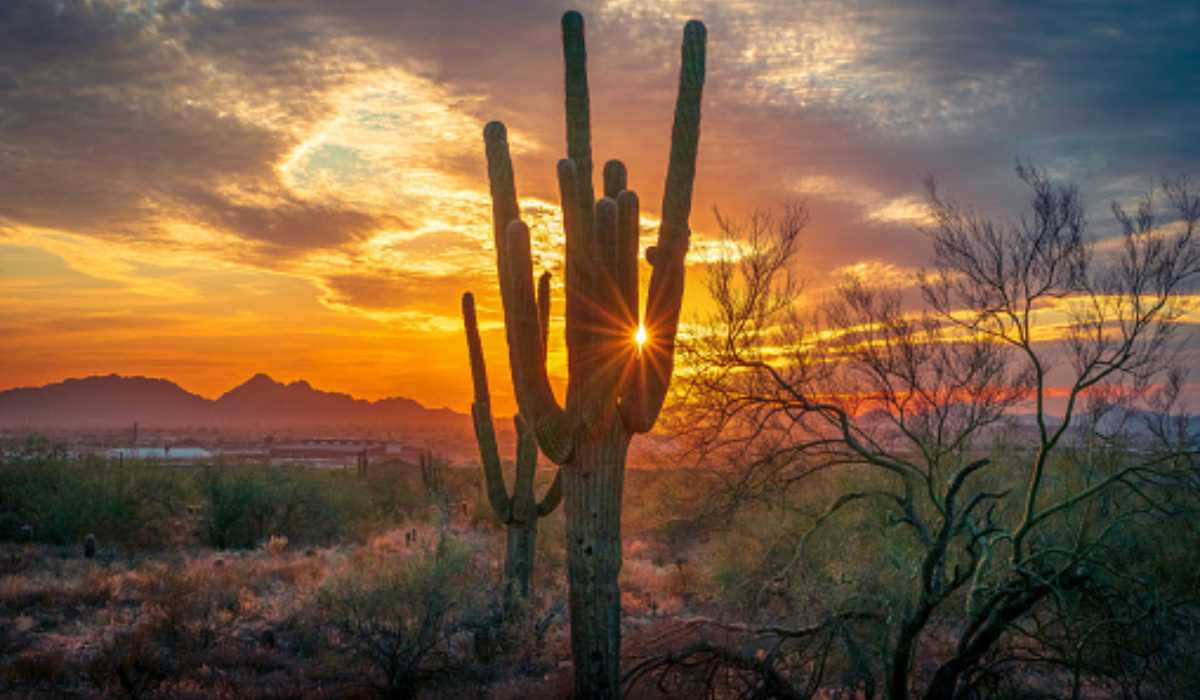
[478,11,705,697]
[462,289,563,600]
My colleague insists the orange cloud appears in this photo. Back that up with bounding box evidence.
[2,1,1197,415]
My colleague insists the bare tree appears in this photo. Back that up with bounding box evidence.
[663,168,1200,699]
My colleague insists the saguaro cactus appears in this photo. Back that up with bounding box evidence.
[418,449,449,527]
[478,11,705,696]
[462,288,563,600]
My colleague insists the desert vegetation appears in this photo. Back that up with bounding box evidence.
[0,442,573,697]
[639,169,1200,698]
[2,7,1198,700]
[0,435,722,697]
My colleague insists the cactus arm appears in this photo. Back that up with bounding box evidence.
[624,20,706,434]
[473,404,513,522]
[594,197,620,295]
[558,157,592,423]
[537,469,563,516]
[462,291,492,407]
[483,123,572,463]
[603,159,627,200]
[484,121,521,322]
[615,190,640,330]
[616,190,646,429]
[537,270,551,360]
[659,20,706,245]
[603,163,643,425]
[462,291,513,522]
[511,414,538,524]
[590,196,624,427]
[506,219,554,409]
[562,10,594,239]
[505,220,574,463]
[486,122,571,429]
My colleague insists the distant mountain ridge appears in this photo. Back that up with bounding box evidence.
[0,373,469,430]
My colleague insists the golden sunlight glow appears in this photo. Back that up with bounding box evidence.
[7,5,1186,418]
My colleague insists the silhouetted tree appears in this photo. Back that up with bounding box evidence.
[667,169,1200,699]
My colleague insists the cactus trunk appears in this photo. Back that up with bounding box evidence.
[504,515,538,599]
[563,426,628,697]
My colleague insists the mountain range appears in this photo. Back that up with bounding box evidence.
[0,373,470,431]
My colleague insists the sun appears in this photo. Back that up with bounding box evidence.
[634,324,647,349]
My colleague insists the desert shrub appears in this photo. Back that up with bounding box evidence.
[1,649,70,689]
[0,618,28,659]
[363,462,427,521]
[196,465,370,549]
[1001,501,1200,698]
[461,590,565,676]
[262,534,289,556]
[0,434,67,463]
[366,458,483,527]
[88,625,176,699]
[131,560,245,652]
[258,552,327,588]
[69,566,118,607]
[318,539,479,697]
[196,466,265,549]
[0,544,32,577]
[0,457,187,549]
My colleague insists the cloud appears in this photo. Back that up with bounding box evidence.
[0,0,383,253]
[7,0,1196,270]
[2,0,1197,410]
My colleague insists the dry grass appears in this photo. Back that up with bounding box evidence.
[0,525,572,697]
[0,540,340,696]
[620,535,700,618]
[0,509,1150,699]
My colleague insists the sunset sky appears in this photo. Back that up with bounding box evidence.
[2,0,1198,414]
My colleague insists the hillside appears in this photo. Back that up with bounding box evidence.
[0,373,470,431]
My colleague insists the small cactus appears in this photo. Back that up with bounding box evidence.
[418,450,443,501]
[83,533,97,559]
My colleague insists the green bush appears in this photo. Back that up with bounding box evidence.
[318,539,479,696]
[0,456,186,548]
[363,462,429,520]
[0,447,393,551]
[196,465,371,549]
